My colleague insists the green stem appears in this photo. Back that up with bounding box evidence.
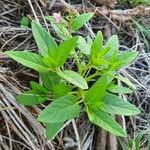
[76,99,83,104]
[82,64,91,77]
[85,71,100,81]
[66,16,81,74]
[73,50,82,74]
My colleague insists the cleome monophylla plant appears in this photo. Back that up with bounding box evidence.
[6,12,140,140]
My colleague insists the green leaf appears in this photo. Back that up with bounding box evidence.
[57,70,88,90]
[107,84,133,94]
[114,50,139,69]
[40,71,60,90]
[118,138,129,150]
[51,83,72,98]
[91,58,110,67]
[134,0,150,5]
[37,95,80,123]
[40,72,71,98]
[45,122,64,140]
[105,71,116,84]
[44,16,70,40]
[54,36,78,67]
[50,21,70,40]
[77,36,91,55]
[87,108,126,137]
[45,16,69,40]
[104,35,119,59]
[5,51,48,72]
[20,16,29,28]
[134,132,144,150]
[115,75,136,89]
[53,24,69,40]
[101,93,140,115]
[87,35,93,45]
[128,138,134,149]
[42,56,57,68]
[16,90,46,105]
[84,75,107,108]
[71,13,93,31]
[41,61,72,98]
[90,31,103,62]
[99,47,110,58]
[30,81,48,94]
[32,21,57,56]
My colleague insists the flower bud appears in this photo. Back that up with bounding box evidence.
[53,12,61,23]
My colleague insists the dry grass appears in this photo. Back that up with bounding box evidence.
[0,0,150,149]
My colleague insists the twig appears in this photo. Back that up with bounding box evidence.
[27,0,39,23]
[5,119,12,150]
[53,3,150,21]
[0,32,29,51]
[59,0,95,37]
[33,0,49,32]
[72,119,81,150]
[59,0,78,14]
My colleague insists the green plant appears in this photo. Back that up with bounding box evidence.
[118,129,150,150]
[132,0,150,5]
[6,12,140,140]
[133,19,150,51]
[118,0,150,6]
[20,16,30,28]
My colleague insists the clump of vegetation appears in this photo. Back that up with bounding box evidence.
[5,12,140,140]
[118,0,150,6]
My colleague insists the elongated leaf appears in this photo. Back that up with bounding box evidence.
[45,16,69,40]
[128,138,134,149]
[118,138,129,150]
[71,13,93,31]
[46,122,64,140]
[51,83,72,98]
[107,84,133,94]
[104,35,118,59]
[87,35,93,45]
[54,37,78,67]
[57,70,88,90]
[90,31,103,62]
[40,71,60,90]
[16,90,46,105]
[134,132,144,150]
[84,75,107,108]
[91,58,110,67]
[115,75,136,89]
[101,93,140,115]
[20,16,29,28]
[32,21,57,56]
[37,95,80,123]
[5,51,48,72]
[30,81,48,94]
[87,109,126,137]
[106,71,116,84]
[50,22,69,40]
[77,36,90,55]
[42,56,57,68]
[115,50,139,69]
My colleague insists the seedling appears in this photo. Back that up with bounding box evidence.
[6,12,140,140]
[20,16,30,28]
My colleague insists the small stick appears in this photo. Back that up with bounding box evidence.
[72,119,81,150]
[27,0,39,23]
[33,0,49,32]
